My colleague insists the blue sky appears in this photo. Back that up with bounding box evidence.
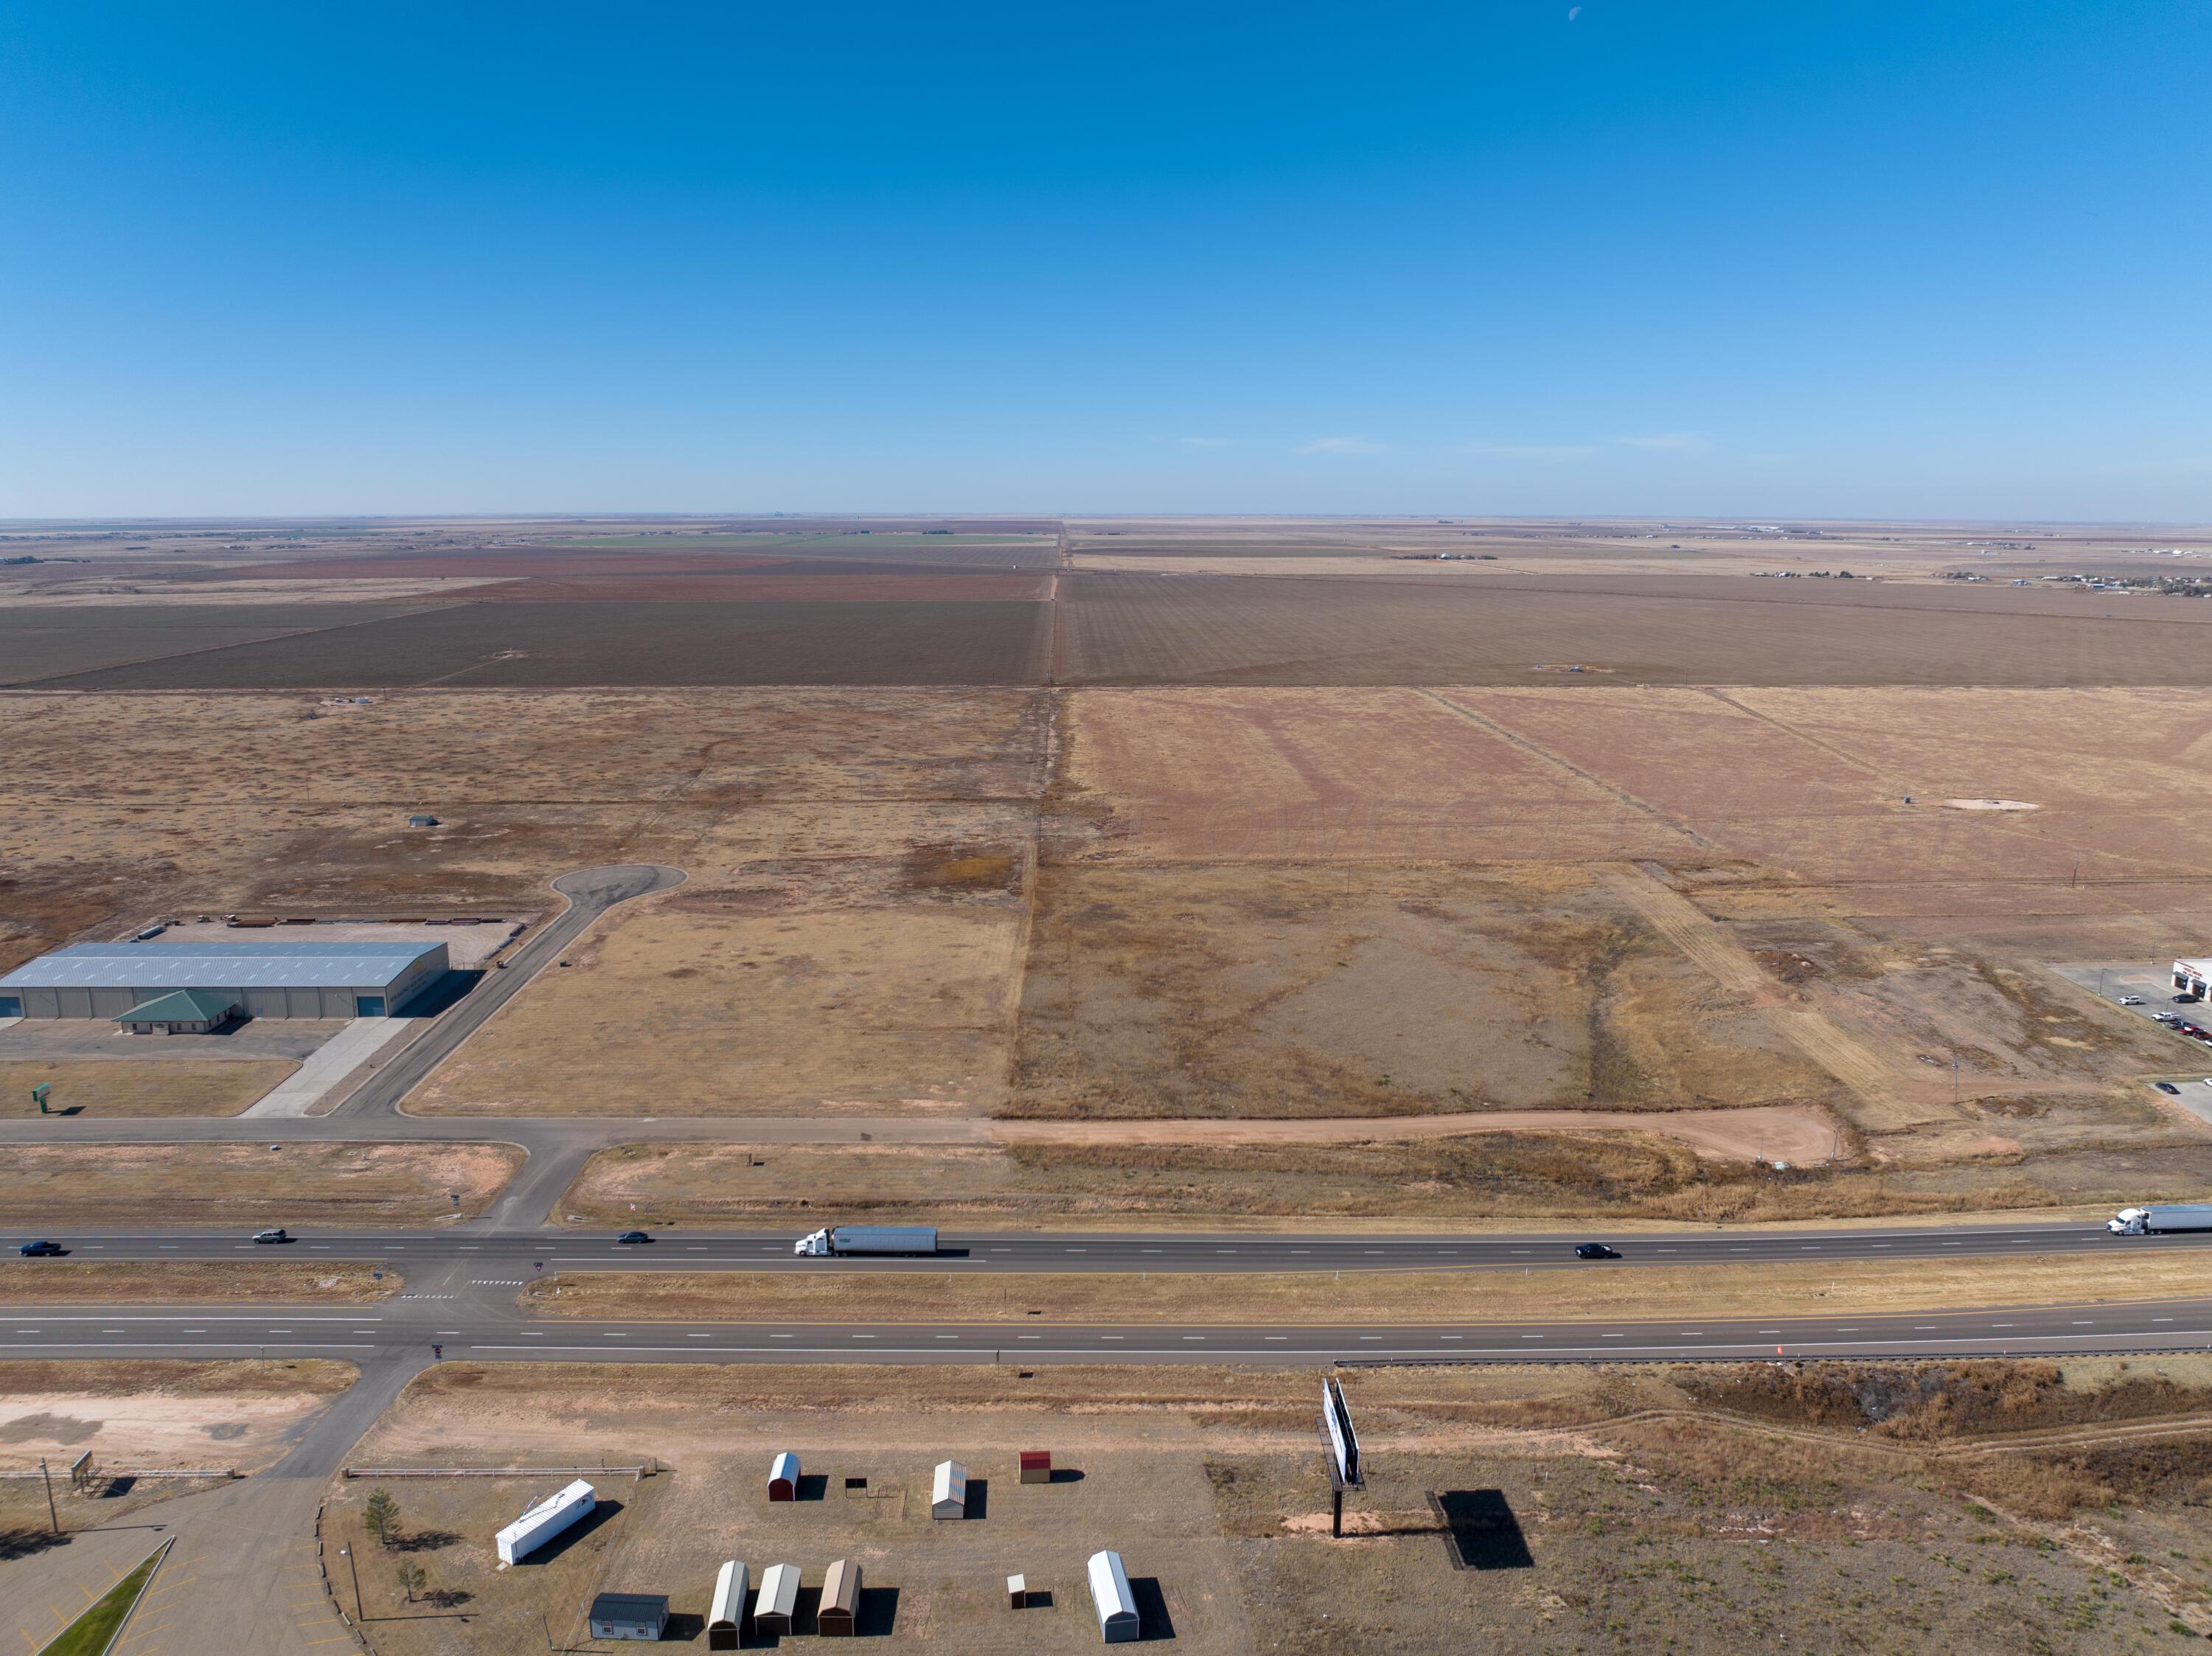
[3,1,2208,518]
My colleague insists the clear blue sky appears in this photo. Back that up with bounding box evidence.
[3,2,2208,519]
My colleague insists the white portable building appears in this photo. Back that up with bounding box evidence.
[931,1459,968,1519]
[707,1560,748,1650]
[768,1450,800,1501]
[495,1478,596,1565]
[755,1563,801,1635]
[1088,1550,1141,1643]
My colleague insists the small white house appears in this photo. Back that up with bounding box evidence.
[931,1459,968,1520]
[1088,1550,1140,1643]
[495,1478,595,1565]
[707,1560,748,1651]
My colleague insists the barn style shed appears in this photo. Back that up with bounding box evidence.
[707,1560,748,1650]
[768,1452,799,1501]
[1088,1550,1140,1643]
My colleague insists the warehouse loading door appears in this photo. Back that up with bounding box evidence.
[355,996,386,1017]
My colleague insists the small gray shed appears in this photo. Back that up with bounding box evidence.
[588,1593,668,1641]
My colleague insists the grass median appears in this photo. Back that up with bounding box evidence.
[519,1250,2212,1325]
[0,1262,400,1304]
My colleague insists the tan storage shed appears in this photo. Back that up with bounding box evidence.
[1019,1450,1051,1483]
[819,1558,860,1635]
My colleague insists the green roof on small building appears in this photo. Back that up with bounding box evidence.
[114,989,237,1025]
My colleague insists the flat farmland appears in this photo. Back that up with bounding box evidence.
[1057,571,2212,686]
[1057,686,1705,863]
[0,687,1047,969]
[1443,686,2212,886]
[0,601,453,686]
[470,570,1049,602]
[43,599,1050,689]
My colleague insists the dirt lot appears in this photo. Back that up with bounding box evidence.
[0,1059,293,1117]
[0,1143,521,1228]
[0,1358,355,1472]
[521,1251,2212,1326]
[0,1262,397,1302]
[326,1357,2212,1654]
[416,875,1026,1118]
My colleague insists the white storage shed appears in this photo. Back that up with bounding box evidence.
[755,1563,801,1635]
[707,1559,748,1649]
[1088,1549,1140,1643]
[495,1478,595,1565]
[931,1459,968,1519]
[768,1451,799,1501]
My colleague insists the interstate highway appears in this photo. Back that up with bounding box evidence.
[1,1298,2210,1368]
[4,1219,2201,1272]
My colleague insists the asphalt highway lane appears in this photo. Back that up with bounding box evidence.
[1,1298,2208,1367]
[10,1220,2202,1273]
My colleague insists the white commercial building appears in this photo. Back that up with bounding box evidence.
[2176,959,2212,999]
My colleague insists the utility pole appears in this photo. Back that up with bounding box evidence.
[1953,1051,1961,1107]
[38,1458,58,1535]
[340,1545,363,1621]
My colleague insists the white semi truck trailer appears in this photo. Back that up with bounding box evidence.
[794,1224,939,1256]
[2108,1205,2212,1235]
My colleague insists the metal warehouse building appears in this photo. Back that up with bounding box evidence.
[0,940,448,1023]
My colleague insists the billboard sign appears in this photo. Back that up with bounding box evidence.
[1322,1377,1362,1487]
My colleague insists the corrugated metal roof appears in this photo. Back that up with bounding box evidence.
[0,939,443,991]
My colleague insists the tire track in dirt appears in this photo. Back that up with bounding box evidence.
[1414,689,1715,851]
[1604,864,1938,1127]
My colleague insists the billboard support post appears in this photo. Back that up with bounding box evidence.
[1319,1376,1363,1540]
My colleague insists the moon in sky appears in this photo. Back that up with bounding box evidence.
[1568,5,1581,16]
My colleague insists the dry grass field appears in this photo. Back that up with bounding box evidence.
[0,1262,397,1302]
[557,1128,2212,1228]
[0,686,1047,971]
[416,886,1024,1116]
[521,1251,2212,1326]
[324,1357,2212,1654]
[0,1060,293,1118]
[0,1143,521,1228]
